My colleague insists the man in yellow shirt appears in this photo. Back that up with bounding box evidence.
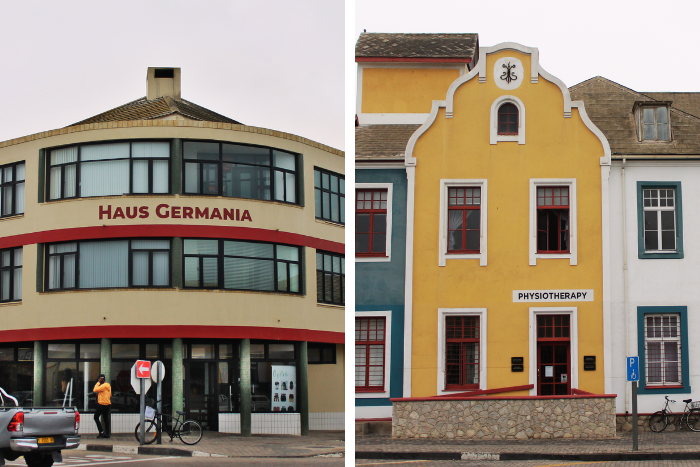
[93,374,111,439]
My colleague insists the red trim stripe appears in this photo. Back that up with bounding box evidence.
[0,225,344,254]
[355,57,472,63]
[0,325,344,344]
[391,394,617,402]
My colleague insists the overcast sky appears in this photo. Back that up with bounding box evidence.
[356,0,700,94]
[0,1,344,150]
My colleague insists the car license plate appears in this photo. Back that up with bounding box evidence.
[38,437,54,444]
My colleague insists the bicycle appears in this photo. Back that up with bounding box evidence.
[649,395,700,432]
[134,406,203,445]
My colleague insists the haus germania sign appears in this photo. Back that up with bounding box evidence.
[99,204,252,222]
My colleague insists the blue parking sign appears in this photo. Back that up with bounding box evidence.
[627,356,640,382]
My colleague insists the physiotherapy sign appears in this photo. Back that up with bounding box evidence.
[513,289,594,302]
[98,204,252,222]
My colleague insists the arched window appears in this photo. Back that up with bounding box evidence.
[498,103,518,135]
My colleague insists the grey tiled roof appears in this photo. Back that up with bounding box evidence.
[570,77,700,156]
[69,96,241,127]
[356,125,420,159]
[356,33,478,59]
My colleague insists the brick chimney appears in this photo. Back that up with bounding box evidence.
[147,67,181,101]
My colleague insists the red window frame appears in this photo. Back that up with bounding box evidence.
[536,315,571,396]
[498,103,518,135]
[356,189,388,257]
[355,317,386,392]
[445,316,480,390]
[536,186,570,254]
[447,187,480,254]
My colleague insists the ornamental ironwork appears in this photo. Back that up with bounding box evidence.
[500,62,517,84]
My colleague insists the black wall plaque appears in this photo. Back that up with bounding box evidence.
[584,363,596,371]
[511,364,524,372]
[583,356,596,363]
[511,357,524,364]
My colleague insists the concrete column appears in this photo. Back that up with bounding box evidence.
[299,341,309,436]
[100,338,111,384]
[172,338,184,419]
[33,341,44,406]
[240,339,251,437]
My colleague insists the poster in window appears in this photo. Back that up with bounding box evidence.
[271,365,296,413]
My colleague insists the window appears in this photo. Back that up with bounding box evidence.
[316,251,344,305]
[0,247,22,302]
[0,162,25,217]
[638,306,690,394]
[639,105,670,141]
[537,186,569,253]
[447,187,480,254]
[183,239,301,294]
[46,239,171,290]
[183,141,298,203]
[48,141,169,200]
[445,316,480,390]
[355,317,385,392]
[314,168,345,224]
[637,182,683,259]
[356,189,387,256]
[45,342,100,411]
[497,103,518,135]
[308,343,336,364]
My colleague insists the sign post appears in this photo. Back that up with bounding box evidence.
[132,360,151,446]
[627,356,640,451]
[151,361,166,445]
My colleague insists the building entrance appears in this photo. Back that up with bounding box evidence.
[186,361,219,431]
[536,315,571,395]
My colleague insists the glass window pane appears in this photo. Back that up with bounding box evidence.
[48,343,76,359]
[277,262,288,291]
[222,144,270,165]
[276,245,299,262]
[2,186,12,215]
[224,257,274,290]
[184,257,200,287]
[131,240,170,250]
[657,122,669,141]
[250,344,265,359]
[0,348,14,362]
[80,344,100,359]
[656,107,668,124]
[152,251,169,286]
[184,142,219,160]
[152,160,169,193]
[15,181,24,214]
[81,143,129,161]
[1,270,9,300]
[643,108,655,124]
[132,160,149,193]
[45,361,77,407]
[224,241,273,258]
[289,264,299,293]
[49,167,62,200]
[79,240,129,288]
[202,257,218,287]
[285,173,296,203]
[314,170,321,188]
[132,251,149,286]
[50,147,78,165]
[13,267,21,300]
[219,344,233,359]
[112,344,139,359]
[202,163,218,195]
[146,344,159,359]
[63,254,76,288]
[48,256,60,289]
[269,344,294,360]
[229,165,270,200]
[184,239,218,255]
[273,151,295,170]
[191,344,214,359]
[132,142,170,158]
[64,164,77,198]
[184,163,200,193]
[80,159,130,197]
[274,171,285,201]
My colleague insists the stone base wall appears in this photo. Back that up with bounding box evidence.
[616,414,695,432]
[393,397,616,439]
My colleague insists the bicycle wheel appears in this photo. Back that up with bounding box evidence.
[649,411,668,432]
[178,420,203,445]
[687,408,700,432]
[134,420,158,445]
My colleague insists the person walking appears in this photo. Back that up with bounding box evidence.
[93,374,111,439]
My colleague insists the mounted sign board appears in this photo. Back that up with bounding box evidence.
[136,360,151,379]
[627,356,640,382]
[513,290,594,302]
[271,365,296,413]
[151,361,166,383]
[131,363,152,394]
[511,357,524,364]
[511,364,524,372]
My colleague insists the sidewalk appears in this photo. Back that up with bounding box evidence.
[356,431,700,461]
[77,431,345,458]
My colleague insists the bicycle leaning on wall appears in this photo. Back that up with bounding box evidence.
[134,402,203,445]
[649,396,700,432]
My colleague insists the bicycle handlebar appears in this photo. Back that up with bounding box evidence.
[665,396,677,403]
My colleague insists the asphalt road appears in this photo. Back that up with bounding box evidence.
[355,461,700,467]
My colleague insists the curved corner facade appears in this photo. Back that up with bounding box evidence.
[0,121,345,434]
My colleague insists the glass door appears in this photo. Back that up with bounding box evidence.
[536,314,571,395]
[186,361,218,431]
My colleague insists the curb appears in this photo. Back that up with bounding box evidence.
[355,451,700,461]
[79,444,345,458]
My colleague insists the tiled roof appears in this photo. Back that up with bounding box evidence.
[569,77,700,156]
[355,124,420,159]
[69,96,241,127]
[356,33,478,59]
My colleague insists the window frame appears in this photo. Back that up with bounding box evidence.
[45,238,173,291]
[497,103,519,136]
[46,140,172,201]
[637,181,683,259]
[307,343,337,365]
[437,308,487,395]
[0,247,22,303]
[316,251,344,305]
[355,311,391,397]
[528,307,578,396]
[637,306,690,394]
[536,186,571,254]
[439,179,488,267]
[0,161,25,218]
[355,183,392,262]
[314,168,345,225]
[182,238,303,295]
[182,140,299,205]
[636,103,672,142]
[529,179,577,266]
[490,95,526,145]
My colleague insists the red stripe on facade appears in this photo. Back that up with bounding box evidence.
[0,225,344,254]
[355,57,472,63]
[0,325,344,344]
[391,394,617,402]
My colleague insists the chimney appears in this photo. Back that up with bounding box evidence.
[147,67,181,100]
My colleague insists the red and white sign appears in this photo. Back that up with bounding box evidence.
[136,360,151,379]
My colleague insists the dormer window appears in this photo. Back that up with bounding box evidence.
[637,104,670,141]
[498,103,518,135]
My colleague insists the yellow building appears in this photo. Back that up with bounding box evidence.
[372,43,611,398]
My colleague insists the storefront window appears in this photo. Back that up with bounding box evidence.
[80,344,100,359]
[110,342,172,414]
[45,343,101,412]
[248,342,296,413]
[0,345,33,406]
[191,345,214,359]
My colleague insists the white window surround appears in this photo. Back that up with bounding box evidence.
[356,183,393,262]
[528,306,578,395]
[439,179,488,267]
[529,178,577,266]
[355,310,392,399]
[437,308,487,395]
[490,95,526,145]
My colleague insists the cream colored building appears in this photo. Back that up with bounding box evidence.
[0,68,344,435]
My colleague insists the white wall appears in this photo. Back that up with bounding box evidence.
[609,161,700,414]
